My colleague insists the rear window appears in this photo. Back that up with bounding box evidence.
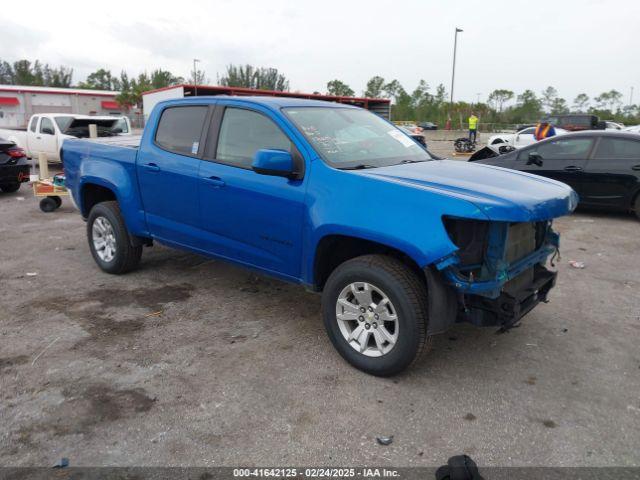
[593,137,640,159]
[155,106,208,156]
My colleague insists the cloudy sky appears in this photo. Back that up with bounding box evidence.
[4,0,639,105]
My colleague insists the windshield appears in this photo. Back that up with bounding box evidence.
[284,107,431,168]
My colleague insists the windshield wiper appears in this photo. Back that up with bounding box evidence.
[340,164,378,170]
[399,159,426,164]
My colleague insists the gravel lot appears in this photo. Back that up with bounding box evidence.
[1,166,639,467]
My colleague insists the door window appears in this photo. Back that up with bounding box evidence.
[29,116,38,132]
[155,106,208,156]
[593,137,640,159]
[215,108,291,169]
[526,137,593,160]
[40,117,55,135]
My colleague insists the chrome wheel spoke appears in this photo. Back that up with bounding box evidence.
[92,216,117,262]
[351,282,373,307]
[336,282,399,358]
[358,329,370,353]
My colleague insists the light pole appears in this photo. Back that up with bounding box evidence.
[193,58,200,96]
[450,27,463,104]
[447,27,463,130]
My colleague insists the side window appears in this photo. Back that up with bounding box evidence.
[215,108,291,169]
[593,137,640,159]
[29,116,38,132]
[155,106,208,156]
[534,137,593,160]
[519,127,535,135]
[40,117,55,135]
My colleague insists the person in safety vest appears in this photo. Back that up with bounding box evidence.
[534,120,556,141]
[468,113,479,143]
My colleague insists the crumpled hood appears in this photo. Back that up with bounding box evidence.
[358,160,578,222]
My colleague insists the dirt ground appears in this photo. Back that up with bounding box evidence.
[1,165,639,467]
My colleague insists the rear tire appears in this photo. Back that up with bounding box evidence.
[321,254,429,376]
[87,201,142,274]
[0,183,20,193]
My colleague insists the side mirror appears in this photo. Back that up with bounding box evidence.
[111,127,123,134]
[526,152,543,167]
[596,121,607,130]
[252,149,300,179]
[42,127,54,135]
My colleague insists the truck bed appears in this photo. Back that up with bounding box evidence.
[78,135,142,149]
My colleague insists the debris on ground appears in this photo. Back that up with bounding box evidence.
[145,310,163,317]
[52,458,69,468]
[569,260,586,269]
[26,272,38,276]
[376,436,394,446]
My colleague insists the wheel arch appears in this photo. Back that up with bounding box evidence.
[311,234,427,291]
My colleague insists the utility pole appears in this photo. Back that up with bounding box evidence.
[447,27,463,130]
[630,86,634,106]
[476,92,481,105]
[193,59,200,96]
[450,27,463,104]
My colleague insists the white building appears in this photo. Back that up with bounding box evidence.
[0,85,125,129]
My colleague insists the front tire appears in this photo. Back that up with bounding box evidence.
[87,201,142,274]
[321,255,429,376]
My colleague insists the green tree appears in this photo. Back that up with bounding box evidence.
[572,93,590,112]
[363,76,386,98]
[550,97,569,115]
[594,90,623,111]
[487,89,514,113]
[541,86,558,113]
[434,84,447,105]
[218,64,289,91]
[326,79,354,96]
[78,68,120,90]
[150,69,183,89]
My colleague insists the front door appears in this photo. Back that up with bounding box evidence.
[516,136,594,197]
[198,105,306,279]
[32,117,58,160]
[137,105,209,248]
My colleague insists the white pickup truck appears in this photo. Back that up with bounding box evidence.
[0,113,131,162]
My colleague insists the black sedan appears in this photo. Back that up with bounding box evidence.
[418,121,438,130]
[0,138,29,193]
[470,131,640,219]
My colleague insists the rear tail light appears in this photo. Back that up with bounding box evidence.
[8,147,26,158]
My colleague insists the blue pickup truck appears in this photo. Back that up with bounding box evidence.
[63,96,577,376]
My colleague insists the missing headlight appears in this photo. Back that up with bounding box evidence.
[442,217,489,266]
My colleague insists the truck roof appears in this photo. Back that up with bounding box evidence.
[159,95,362,110]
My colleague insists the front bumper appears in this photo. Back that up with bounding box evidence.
[434,220,560,330]
[0,163,30,184]
[459,264,556,328]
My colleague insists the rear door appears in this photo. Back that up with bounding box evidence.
[580,136,640,209]
[514,136,594,196]
[137,104,210,248]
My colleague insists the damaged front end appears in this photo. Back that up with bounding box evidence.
[433,217,559,331]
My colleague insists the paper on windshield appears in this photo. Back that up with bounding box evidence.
[387,129,415,148]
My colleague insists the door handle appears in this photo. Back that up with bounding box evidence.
[204,176,225,187]
[564,165,583,172]
[36,136,41,140]
[143,163,160,172]
[632,165,640,171]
